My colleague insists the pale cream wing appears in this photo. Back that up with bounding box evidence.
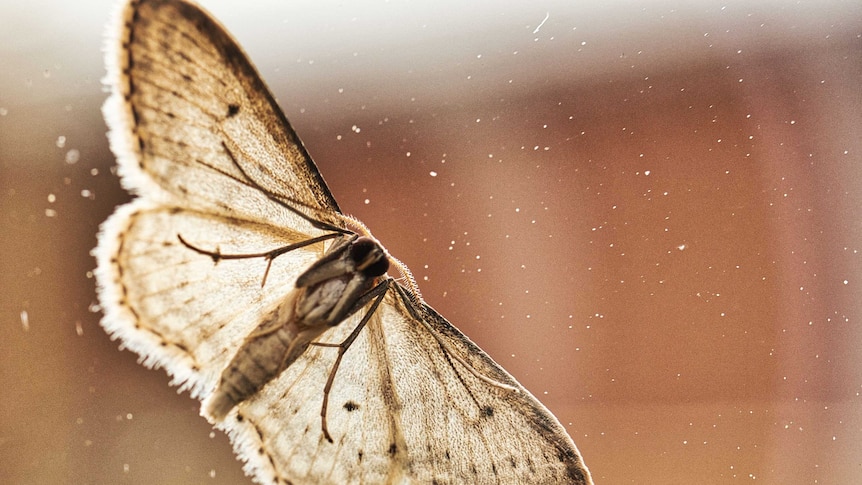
[95,202,327,399]
[388,288,593,484]
[222,283,593,484]
[103,0,343,234]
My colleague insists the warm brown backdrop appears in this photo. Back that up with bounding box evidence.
[2,1,861,483]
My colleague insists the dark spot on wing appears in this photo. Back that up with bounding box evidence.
[388,443,397,456]
[357,451,363,462]
[236,413,245,422]
[227,103,240,117]
[343,400,359,412]
[481,405,494,417]
[253,423,265,441]
[134,128,145,152]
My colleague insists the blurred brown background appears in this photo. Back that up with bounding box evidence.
[2,0,861,483]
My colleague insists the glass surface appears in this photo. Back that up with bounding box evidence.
[1,1,860,483]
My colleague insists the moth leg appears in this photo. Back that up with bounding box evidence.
[177,232,340,262]
[177,231,341,286]
[310,278,391,442]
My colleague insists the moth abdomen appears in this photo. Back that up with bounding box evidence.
[205,292,324,421]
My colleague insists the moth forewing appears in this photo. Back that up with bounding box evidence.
[203,234,389,422]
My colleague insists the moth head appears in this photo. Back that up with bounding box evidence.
[340,213,422,303]
[350,236,389,277]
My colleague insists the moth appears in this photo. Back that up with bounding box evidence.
[95,0,593,483]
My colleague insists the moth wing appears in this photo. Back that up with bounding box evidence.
[98,0,345,402]
[103,0,342,235]
[223,284,593,484]
[95,204,327,398]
